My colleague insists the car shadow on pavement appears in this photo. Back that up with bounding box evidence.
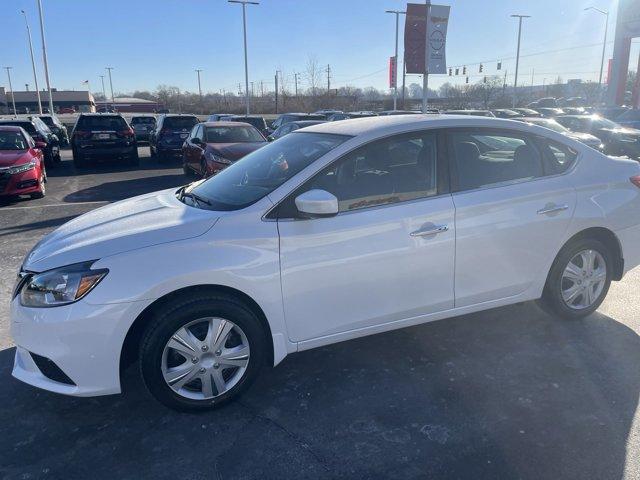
[1,302,638,480]
[0,215,79,238]
[62,175,188,203]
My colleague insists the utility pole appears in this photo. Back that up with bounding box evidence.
[21,9,42,114]
[510,14,530,107]
[326,64,331,93]
[228,0,259,115]
[195,69,203,98]
[386,9,406,110]
[105,67,115,104]
[401,59,406,109]
[260,80,264,97]
[294,72,299,97]
[99,75,106,102]
[36,0,54,114]
[4,67,17,116]
[584,7,609,90]
[275,70,279,114]
[251,81,255,98]
[422,1,431,113]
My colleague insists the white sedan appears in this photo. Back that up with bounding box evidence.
[11,115,640,411]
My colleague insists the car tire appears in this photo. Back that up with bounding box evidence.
[30,173,46,199]
[128,148,140,167]
[72,150,86,169]
[182,162,193,177]
[538,238,612,319]
[139,292,267,412]
[200,159,208,178]
[150,145,157,159]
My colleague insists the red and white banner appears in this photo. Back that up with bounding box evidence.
[389,56,397,88]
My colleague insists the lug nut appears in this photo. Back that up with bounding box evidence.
[201,345,208,352]
[199,368,206,373]
[215,350,221,356]
[213,363,220,369]
[192,357,199,364]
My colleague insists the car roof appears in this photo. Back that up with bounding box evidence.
[202,121,252,127]
[300,114,564,137]
[291,120,326,126]
[0,125,23,132]
[0,119,32,125]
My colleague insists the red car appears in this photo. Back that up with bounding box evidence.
[0,126,46,199]
[181,121,267,178]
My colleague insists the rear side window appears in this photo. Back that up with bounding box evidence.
[450,130,544,192]
[78,116,128,131]
[535,138,578,175]
[131,117,155,125]
[163,116,198,130]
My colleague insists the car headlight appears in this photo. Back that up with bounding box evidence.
[19,261,108,308]
[207,152,232,165]
[7,161,36,175]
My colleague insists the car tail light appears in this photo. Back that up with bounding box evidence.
[118,128,135,137]
[631,175,640,189]
[74,130,91,139]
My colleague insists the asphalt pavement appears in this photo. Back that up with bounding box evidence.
[0,147,639,479]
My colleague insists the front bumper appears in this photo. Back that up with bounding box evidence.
[11,297,148,397]
[0,167,42,196]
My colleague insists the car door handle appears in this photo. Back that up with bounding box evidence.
[537,204,569,215]
[410,224,449,237]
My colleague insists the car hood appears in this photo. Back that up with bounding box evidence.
[23,188,219,272]
[207,142,266,161]
[0,150,31,167]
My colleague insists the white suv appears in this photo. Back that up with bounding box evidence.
[11,115,640,411]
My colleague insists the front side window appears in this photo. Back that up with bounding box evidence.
[450,130,543,191]
[301,131,438,213]
[205,126,264,143]
[189,132,349,211]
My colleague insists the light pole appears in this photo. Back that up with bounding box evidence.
[36,0,54,114]
[386,9,406,111]
[99,75,106,101]
[584,7,609,88]
[228,0,259,115]
[105,67,115,105]
[510,14,530,107]
[21,9,43,114]
[4,67,17,117]
[195,69,203,98]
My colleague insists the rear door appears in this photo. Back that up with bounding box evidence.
[448,128,577,307]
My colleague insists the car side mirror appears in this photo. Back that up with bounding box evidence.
[294,189,339,218]
[34,141,47,149]
[267,135,275,142]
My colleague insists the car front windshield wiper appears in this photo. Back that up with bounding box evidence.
[178,185,213,208]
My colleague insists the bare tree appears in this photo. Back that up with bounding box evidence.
[305,54,323,97]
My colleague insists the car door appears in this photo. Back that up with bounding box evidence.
[276,129,456,343]
[448,128,577,307]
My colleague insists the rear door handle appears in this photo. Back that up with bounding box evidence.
[410,224,449,237]
[537,204,569,215]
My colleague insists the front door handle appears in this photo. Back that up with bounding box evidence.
[410,224,449,237]
[537,204,569,215]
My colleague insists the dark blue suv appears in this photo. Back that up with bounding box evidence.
[149,114,199,161]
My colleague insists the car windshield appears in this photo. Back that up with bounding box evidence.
[189,132,349,210]
[0,131,28,150]
[164,116,198,129]
[205,126,265,143]
[529,119,567,133]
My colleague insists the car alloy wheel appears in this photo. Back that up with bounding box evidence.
[560,249,607,310]
[160,317,250,400]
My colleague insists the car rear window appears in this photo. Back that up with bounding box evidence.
[77,116,128,131]
[163,116,198,129]
[0,122,36,134]
[131,117,155,124]
[231,117,266,129]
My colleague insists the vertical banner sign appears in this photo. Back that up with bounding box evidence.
[404,3,450,74]
[389,56,397,88]
[427,4,450,74]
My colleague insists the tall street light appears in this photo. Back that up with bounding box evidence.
[99,75,106,101]
[228,0,259,115]
[36,0,54,114]
[21,9,43,114]
[584,6,609,87]
[4,67,17,117]
[386,9,406,111]
[510,14,530,107]
[105,67,115,104]
[195,69,203,114]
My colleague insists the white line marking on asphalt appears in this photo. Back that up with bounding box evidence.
[0,201,110,211]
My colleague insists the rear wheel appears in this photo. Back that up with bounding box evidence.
[539,238,612,319]
[139,293,267,411]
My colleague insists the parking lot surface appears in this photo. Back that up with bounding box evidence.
[1,148,639,479]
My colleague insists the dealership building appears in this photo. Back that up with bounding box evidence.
[94,97,163,113]
[0,87,96,114]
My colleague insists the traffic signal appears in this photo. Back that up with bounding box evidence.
[455,67,459,75]
[479,63,483,73]
[483,76,487,83]
[463,66,467,75]
[497,61,502,70]
[465,76,469,84]
[449,68,452,76]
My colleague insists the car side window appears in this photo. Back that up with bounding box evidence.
[302,131,439,213]
[535,138,578,175]
[450,130,544,192]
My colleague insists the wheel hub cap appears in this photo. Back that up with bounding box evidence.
[561,249,607,310]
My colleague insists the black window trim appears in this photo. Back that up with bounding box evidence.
[266,128,450,221]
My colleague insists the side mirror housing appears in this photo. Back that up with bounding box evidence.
[294,189,339,218]
[34,141,47,149]
[267,135,275,142]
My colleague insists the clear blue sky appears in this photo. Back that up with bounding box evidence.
[2,0,634,96]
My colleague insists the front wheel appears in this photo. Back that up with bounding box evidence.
[539,238,612,319]
[139,293,267,411]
